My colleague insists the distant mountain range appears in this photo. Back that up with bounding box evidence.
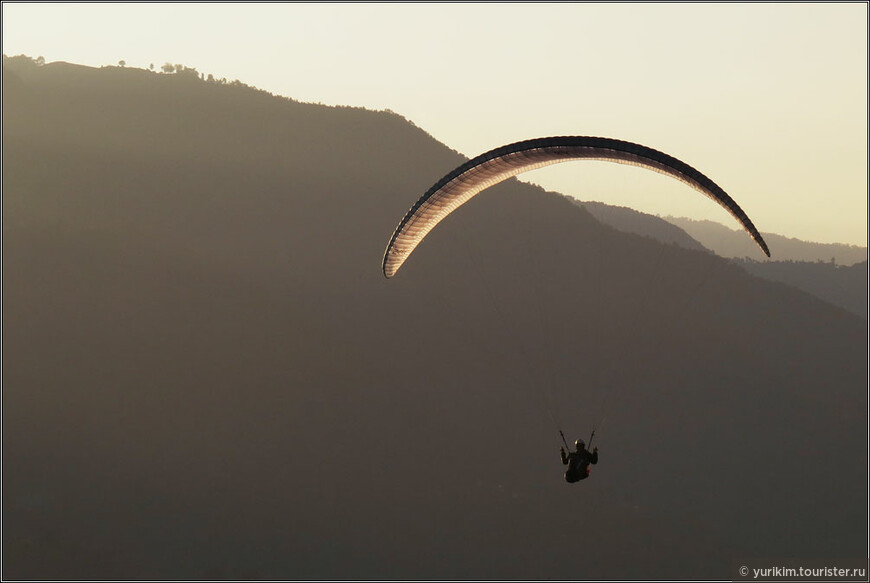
[576,200,709,253]
[3,55,866,580]
[577,199,867,318]
[733,257,867,319]
[663,215,867,265]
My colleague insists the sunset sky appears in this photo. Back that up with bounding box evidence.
[3,2,866,246]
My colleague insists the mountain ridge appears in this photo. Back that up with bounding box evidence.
[665,215,867,264]
[573,198,867,317]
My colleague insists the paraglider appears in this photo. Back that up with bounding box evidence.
[560,438,599,483]
[381,135,771,484]
[382,136,770,278]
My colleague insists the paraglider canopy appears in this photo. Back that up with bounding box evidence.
[383,136,770,278]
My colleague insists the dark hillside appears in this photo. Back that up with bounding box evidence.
[576,199,709,252]
[734,259,868,320]
[577,201,868,318]
[3,58,867,580]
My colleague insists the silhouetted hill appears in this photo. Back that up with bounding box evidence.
[3,57,866,580]
[576,199,709,252]
[733,259,868,320]
[575,200,867,318]
[665,216,867,265]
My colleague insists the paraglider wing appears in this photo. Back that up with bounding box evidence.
[382,136,770,278]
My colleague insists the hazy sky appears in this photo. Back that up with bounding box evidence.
[3,3,867,246]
